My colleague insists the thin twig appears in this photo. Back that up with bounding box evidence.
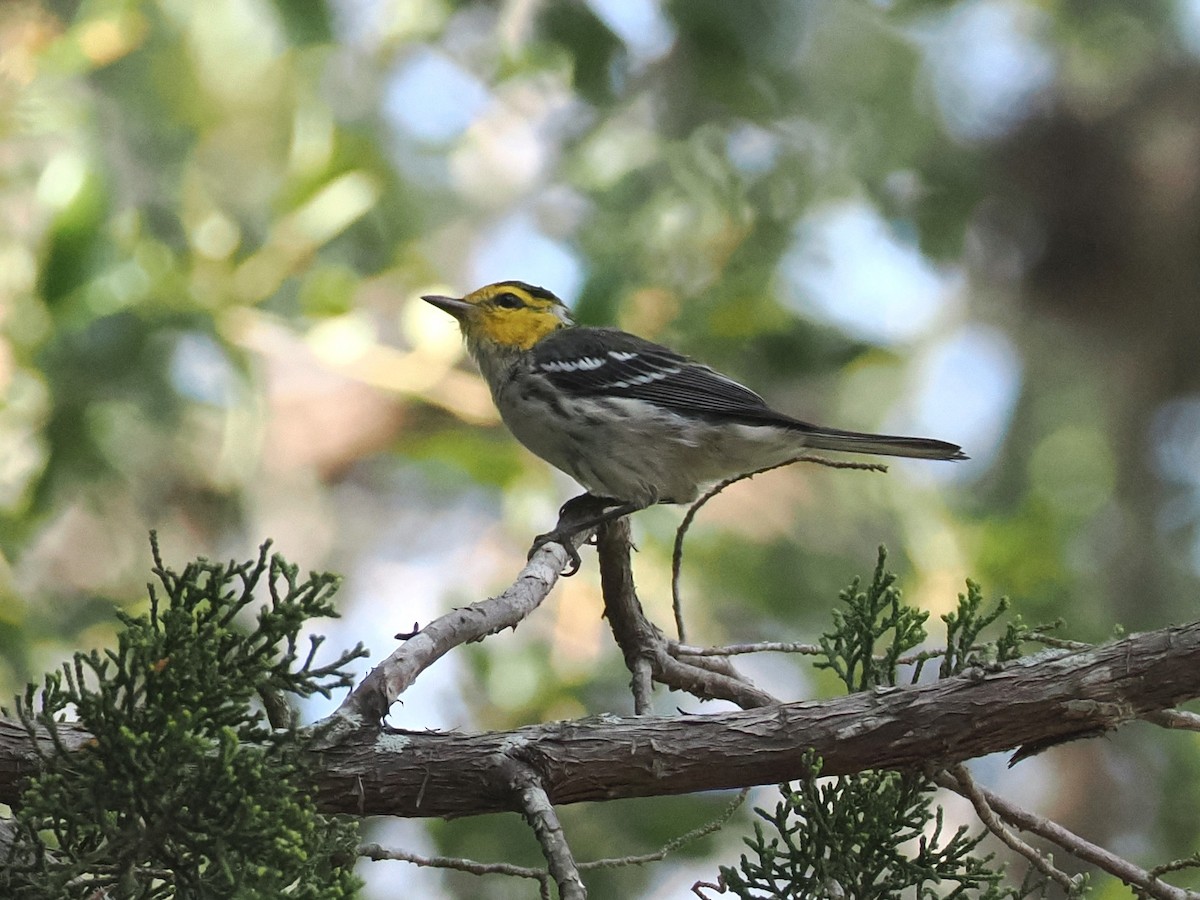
[357,789,750,893]
[976,780,1198,899]
[1150,855,1200,880]
[357,843,552,891]
[939,765,1080,894]
[670,650,758,681]
[1027,634,1092,651]
[671,455,887,642]
[940,766,1199,899]
[1144,708,1200,732]
[578,788,749,870]
[670,640,986,671]
[671,640,823,657]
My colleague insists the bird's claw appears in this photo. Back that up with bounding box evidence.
[528,531,583,576]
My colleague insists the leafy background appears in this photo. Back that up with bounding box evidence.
[3,0,1200,896]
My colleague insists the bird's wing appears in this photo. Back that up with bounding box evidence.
[530,328,796,425]
[529,328,969,460]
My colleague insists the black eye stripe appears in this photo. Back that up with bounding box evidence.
[493,292,525,309]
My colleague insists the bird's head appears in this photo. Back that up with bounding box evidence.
[422,281,573,351]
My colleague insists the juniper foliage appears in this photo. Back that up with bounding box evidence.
[1,536,368,899]
[717,549,1050,899]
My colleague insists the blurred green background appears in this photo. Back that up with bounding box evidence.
[3,0,1200,896]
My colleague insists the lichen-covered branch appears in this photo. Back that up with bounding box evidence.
[327,530,590,728]
[502,756,587,900]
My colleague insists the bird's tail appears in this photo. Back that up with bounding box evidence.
[791,422,968,461]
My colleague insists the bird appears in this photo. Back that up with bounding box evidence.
[423,281,966,572]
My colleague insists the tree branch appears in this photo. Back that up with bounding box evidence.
[324,528,591,730]
[936,767,1195,899]
[939,764,1080,893]
[501,756,587,900]
[9,618,1195,818]
[596,517,776,711]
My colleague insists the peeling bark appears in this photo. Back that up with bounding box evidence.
[3,619,1198,819]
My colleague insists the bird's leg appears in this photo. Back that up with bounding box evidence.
[529,493,646,576]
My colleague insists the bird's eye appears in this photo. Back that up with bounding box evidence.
[493,292,524,309]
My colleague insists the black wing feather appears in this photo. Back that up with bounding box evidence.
[531,328,800,427]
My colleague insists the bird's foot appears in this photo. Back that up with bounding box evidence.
[528,528,584,576]
[526,493,620,576]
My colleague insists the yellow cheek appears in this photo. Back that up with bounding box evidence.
[480,310,561,349]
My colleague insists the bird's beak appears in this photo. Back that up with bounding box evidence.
[422,294,472,320]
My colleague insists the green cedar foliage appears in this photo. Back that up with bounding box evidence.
[723,754,1027,900]
[1,536,368,899]
[717,549,1057,899]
